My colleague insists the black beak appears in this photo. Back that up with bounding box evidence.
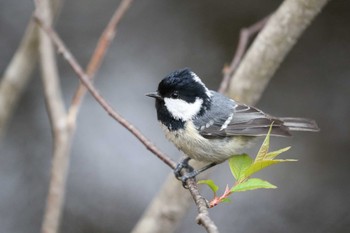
[146,91,162,100]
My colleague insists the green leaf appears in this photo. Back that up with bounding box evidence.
[231,178,277,192]
[198,179,219,194]
[265,146,291,160]
[220,198,231,203]
[244,159,297,178]
[255,124,273,162]
[228,154,253,181]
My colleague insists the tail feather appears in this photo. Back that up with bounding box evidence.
[281,117,320,132]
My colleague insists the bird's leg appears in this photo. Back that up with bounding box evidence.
[180,162,217,182]
[174,160,217,188]
[174,157,193,180]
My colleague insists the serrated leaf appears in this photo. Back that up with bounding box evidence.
[255,124,273,162]
[244,159,297,178]
[231,178,277,192]
[229,154,253,181]
[198,179,219,194]
[265,146,291,160]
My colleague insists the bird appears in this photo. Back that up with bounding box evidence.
[146,68,319,185]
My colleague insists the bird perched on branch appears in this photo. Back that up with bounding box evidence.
[147,68,319,185]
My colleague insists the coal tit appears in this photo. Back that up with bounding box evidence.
[147,68,319,182]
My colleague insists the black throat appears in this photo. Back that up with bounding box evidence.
[155,99,185,131]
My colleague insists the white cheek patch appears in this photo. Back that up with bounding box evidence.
[164,97,203,121]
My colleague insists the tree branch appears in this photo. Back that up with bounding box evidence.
[227,0,331,105]
[218,15,270,94]
[34,1,72,233]
[33,14,177,170]
[0,0,60,138]
[0,23,38,139]
[67,0,133,128]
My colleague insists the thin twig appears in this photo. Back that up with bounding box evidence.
[34,1,71,233]
[33,15,177,170]
[67,0,133,127]
[218,15,270,94]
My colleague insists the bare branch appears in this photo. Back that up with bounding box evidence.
[34,1,72,233]
[228,0,331,105]
[67,0,134,127]
[0,0,61,139]
[218,15,270,94]
[0,23,39,138]
[33,15,177,170]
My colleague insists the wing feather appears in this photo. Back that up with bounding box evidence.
[194,93,291,138]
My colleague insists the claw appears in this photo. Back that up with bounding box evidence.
[180,170,199,188]
[174,157,192,180]
[174,159,218,189]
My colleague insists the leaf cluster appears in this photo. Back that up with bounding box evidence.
[198,124,296,208]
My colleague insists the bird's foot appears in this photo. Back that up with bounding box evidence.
[174,157,197,188]
[174,160,218,188]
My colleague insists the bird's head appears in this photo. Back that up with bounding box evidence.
[146,68,212,128]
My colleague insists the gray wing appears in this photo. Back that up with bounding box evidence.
[194,92,291,138]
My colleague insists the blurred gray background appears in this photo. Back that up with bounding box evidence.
[1,0,349,232]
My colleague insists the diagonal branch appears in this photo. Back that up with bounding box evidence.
[33,14,177,170]
[0,23,39,138]
[67,0,133,127]
[218,15,270,94]
[227,0,331,105]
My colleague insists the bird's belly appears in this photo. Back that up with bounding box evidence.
[160,121,250,163]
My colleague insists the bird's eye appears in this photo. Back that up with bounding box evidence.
[171,91,179,99]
